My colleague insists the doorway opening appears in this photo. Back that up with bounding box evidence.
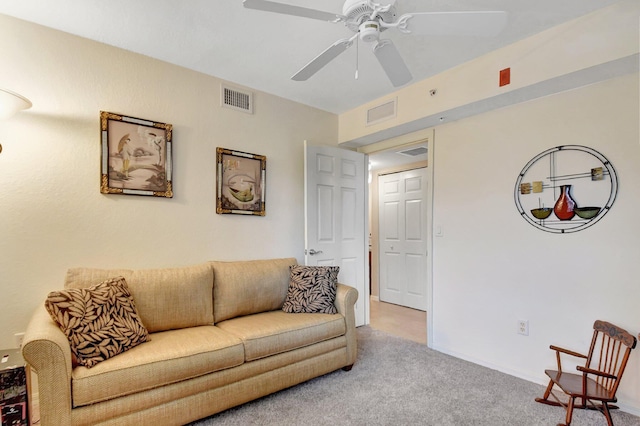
[367,140,429,344]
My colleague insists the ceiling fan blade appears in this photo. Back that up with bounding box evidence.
[243,0,344,22]
[373,39,412,87]
[400,11,508,37]
[292,37,355,81]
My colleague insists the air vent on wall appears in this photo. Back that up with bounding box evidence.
[221,84,253,114]
[397,146,428,157]
[366,98,396,126]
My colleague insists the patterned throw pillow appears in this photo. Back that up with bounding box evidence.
[45,276,149,368]
[282,265,339,314]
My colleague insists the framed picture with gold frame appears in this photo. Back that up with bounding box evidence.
[100,111,173,197]
[216,147,266,215]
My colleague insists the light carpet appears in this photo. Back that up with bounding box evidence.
[190,326,640,425]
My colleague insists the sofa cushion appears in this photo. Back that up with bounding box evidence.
[71,326,244,407]
[216,310,346,361]
[211,258,297,323]
[65,263,214,333]
[45,276,149,368]
[282,265,339,314]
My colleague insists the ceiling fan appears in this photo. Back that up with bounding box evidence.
[243,0,508,87]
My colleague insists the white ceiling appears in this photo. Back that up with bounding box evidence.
[0,0,622,115]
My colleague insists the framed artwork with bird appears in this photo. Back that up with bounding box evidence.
[216,147,266,216]
[100,111,173,198]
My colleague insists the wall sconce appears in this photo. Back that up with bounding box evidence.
[0,88,33,154]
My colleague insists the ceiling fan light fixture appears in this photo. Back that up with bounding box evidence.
[243,0,507,87]
[359,20,380,42]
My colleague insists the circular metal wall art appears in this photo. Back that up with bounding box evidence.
[514,145,618,234]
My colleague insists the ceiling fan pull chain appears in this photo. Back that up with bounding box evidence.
[355,34,359,80]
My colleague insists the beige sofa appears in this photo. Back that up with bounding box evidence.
[22,258,358,426]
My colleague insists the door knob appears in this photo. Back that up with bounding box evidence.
[307,249,323,255]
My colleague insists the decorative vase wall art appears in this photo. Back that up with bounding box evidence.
[553,184,576,220]
[514,145,618,234]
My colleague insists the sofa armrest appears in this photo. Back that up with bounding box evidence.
[22,306,73,426]
[335,283,358,366]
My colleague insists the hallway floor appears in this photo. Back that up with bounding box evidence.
[369,297,427,344]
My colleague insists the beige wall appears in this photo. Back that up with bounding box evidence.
[0,15,337,348]
[431,72,640,413]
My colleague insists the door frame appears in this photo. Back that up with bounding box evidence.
[358,129,435,348]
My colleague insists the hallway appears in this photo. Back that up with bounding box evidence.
[369,297,427,344]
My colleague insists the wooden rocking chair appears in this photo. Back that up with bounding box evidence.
[535,320,637,426]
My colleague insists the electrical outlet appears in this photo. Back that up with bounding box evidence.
[14,332,25,348]
[517,320,529,336]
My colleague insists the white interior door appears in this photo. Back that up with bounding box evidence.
[378,168,428,311]
[304,142,368,327]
